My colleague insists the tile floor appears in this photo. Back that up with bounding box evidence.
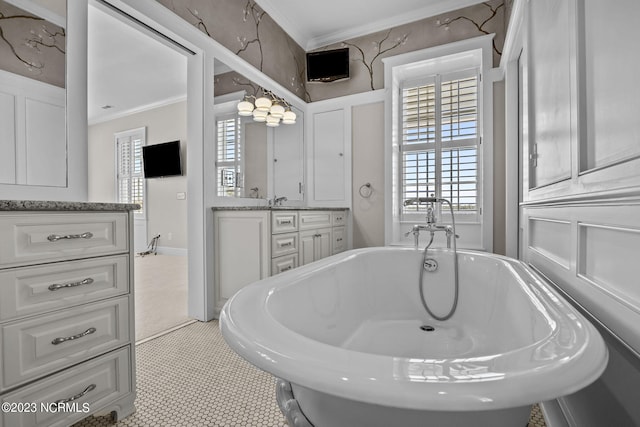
[73,321,547,427]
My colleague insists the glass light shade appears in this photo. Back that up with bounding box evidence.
[269,103,285,119]
[237,100,254,116]
[254,96,272,112]
[252,109,268,122]
[282,110,297,124]
[266,115,280,127]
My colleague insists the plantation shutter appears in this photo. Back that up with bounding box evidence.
[216,115,242,197]
[400,69,479,220]
[116,128,145,215]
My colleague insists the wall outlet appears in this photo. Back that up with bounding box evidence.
[167,232,172,241]
[177,192,186,200]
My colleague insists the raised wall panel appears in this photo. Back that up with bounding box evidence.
[527,0,572,189]
[0,92,16,184]
[25,97,66,187]
[528,217,571,269]
[578,223,640,310]
[581,0,640,172]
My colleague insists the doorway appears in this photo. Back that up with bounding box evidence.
[87,1,192,340]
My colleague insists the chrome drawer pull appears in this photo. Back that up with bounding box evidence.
[48,277,94,291]
[279,219,292,225]
[280,241,292,247]
[281,266,292,271]
[51,327,97,345]
[54,384,96,404]
[47,232,94,242]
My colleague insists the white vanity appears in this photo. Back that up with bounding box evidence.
[213,207,348,315]
[0,200,137,427]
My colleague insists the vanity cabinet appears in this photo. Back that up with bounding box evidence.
[0,204,137,427]
[213,208,348,316]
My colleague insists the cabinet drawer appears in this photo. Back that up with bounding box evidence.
[271,232,298,258]
[332,226,346,254]
[0,255,129,322]
[1,296,130,391]
[299,211,332,230]
[271,254,298,275]
[331,211,347,227]
[1,346,132,427]
[0,212,128,268]
[271,211,298,234]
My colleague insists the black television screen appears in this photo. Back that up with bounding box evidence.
[306,48,349,82]
[142,141,182,178]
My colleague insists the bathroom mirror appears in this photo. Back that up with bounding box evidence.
[214,61,304,201]
[0,0,67,187]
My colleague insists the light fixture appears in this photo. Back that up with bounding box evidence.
[254,96,272,112]
[252,109,268,122]
[269,103,285,119]
[266,115,280,127]
[236,89,297,126]
[282,109,297,125]
[237,98,254,116]
[253,110,268,122]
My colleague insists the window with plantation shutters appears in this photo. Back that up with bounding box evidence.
[400,69,480,221]
[115,128,145,216]
[216,115,242,197]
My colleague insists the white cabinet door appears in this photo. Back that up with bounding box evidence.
[311,109,346,202]
[213,211,270,313]
[273,112,304,201]
[299,230,317,266]
[298,227,332,266]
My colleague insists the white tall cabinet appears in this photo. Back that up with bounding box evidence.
[306,104,351,207]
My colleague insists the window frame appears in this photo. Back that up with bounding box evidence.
[114,127,146,219]
[383,34,494,251]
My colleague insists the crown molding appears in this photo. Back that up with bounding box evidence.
[88,94,187,126]
[257,0,486,51]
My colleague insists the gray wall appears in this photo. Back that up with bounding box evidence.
[88,100,188,250]
[351,102,385,248]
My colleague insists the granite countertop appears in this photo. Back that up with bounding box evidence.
[0,200,141,212]
[211,206,349,211]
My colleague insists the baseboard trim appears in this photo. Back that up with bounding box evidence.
[540,400,571,427]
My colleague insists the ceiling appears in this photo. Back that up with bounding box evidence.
[88,5,188,124]
[255,0,487,50]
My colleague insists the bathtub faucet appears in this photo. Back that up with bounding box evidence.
[405,224,430,249]
[405,223,457,249]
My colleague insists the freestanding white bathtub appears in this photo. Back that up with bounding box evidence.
[220,247,608,427]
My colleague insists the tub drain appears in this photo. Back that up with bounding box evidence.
[420,325,435,332]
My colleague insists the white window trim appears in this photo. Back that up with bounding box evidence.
[114,127,147,219]
[383,34,494,251]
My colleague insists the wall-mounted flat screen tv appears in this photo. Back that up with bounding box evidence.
[306,47,350,82]
[142,140,182,178]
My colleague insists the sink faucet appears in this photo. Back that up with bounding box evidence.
[269,196,288,206]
